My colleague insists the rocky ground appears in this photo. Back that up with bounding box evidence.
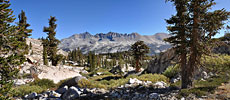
[16,75,230,100]
[18,77,175,100]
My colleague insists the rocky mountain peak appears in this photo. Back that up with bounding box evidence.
[59,32,171,55]
[77,32,92,39]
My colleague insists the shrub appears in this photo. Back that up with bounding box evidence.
[30,79,56,89]
[11,85,45,97]
[80,73,169,89]
[88,77,129,89]
[195,75,229,88]
[80,72,90,79]
[77,78,92,88]
[163,64,180,79]
[79,74,128,89]
[179,88,207,97]
[90,82,107,89]
[202,54,230,73]
[177,70,230,98]
[137,74,169,84]
[170,80,181,87]
[107,78,129,89]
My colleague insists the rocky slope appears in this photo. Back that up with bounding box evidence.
[59,32,171,55]
[146,40,230,74]
[14,38,83,85]
[146,48,178,74]
[212,41,230,55]
[26,38,68,60]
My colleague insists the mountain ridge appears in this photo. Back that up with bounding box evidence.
[59,32,171,55]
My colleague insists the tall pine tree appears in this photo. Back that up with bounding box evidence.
[0,1,31,99]
[165,0,190,89]
[43,16,60,66]
[166,0,230,88]
[17,10,32,54]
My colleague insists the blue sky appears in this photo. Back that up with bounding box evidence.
[11,0,230,39]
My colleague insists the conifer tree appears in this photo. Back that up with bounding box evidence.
[0,1,30,99]
[98,55,102,68]
[29,42,32,50]
[31,50,34,55]
[42,38,48,65]
[43,16,60,66]
[76,47,83,65]
[112,58,116,67]
[88,51,91,67]
[165,0,190,89]
[17,10,32,54]
[118,53,124,68]
[131,41,150,72]
[104,59,109,68]
[91,52,96,71]
[67,51,71,61]
[71,49,77,61]
[88,51,96,72]
[166,0,230,88]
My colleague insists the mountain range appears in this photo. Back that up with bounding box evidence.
[58,32,171,55]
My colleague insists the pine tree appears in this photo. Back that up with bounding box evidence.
[17,10,32,54]
[76,47,83,65]
[29,42,32,50]
[112,58,116,67]
[0,1,29,99]
[118,53,124,68]
[71,49,77,61]
[166,0,230,88]
[131,41,150,72]
[104,59,109,69]
[187,0,229,88]
[42,38,48,65]
[43,16,60,66]
[87,51,91,67]
[98,55,102,68]
[88,51,95,72]
[91,52,96,71]
[67,51,71,61]
[165,0,190,89]
[31,50,34,55]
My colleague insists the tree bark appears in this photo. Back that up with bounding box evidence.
[185,0,200,88]
[135,58,140,72]
[181,44,188,89]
